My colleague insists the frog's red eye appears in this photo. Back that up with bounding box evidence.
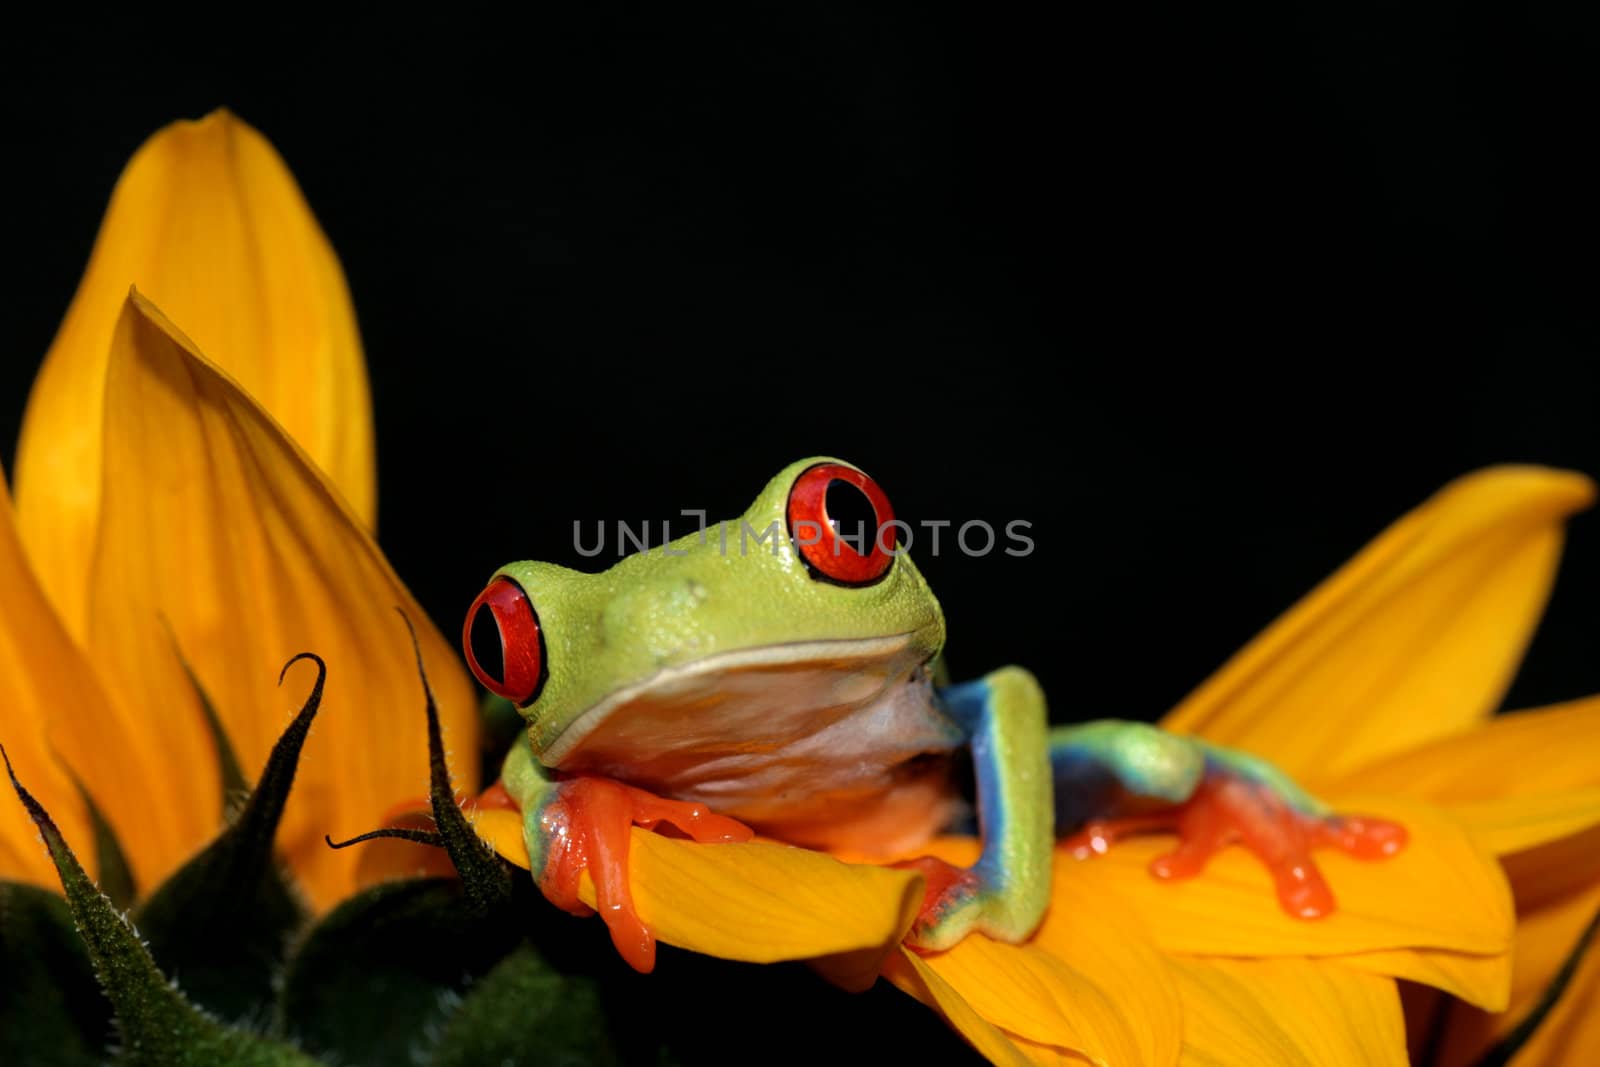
[787,462,897,586]
[464,577,546,705]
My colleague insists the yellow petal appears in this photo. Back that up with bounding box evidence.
[1169,957,1407,1067]
[1325,695,1600,859]
[1337,693,1600,896]
[912,937,1137,1064]
[1445,789,1600,858]
[1027,852,1183,1066]
[1062,798,1513,962]
[1003,1036,1093,1066]
[1340,946,1511,1011]
[14,110,375,640]
[70,293,472,905]
[869,835,1180,1066]
[1329,695,1600,802]
[1160,467,1593,782]
[884,948,1038,1066]
[477,808,923,966]
[470,807,532,867]
[0,470,105,888]
[1432,882,1600,1066]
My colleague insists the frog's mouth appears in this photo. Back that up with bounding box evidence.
[539,632,953,776]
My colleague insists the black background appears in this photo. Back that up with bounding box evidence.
[3,9,1597,723]
[2,9,1598,1062]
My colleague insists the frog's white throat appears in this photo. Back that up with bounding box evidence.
[540,632,938,766]
[538,632,962,854]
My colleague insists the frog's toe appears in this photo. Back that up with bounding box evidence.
[1066,772,1407,919]
[893,855,987,952]
[534,777,753,972]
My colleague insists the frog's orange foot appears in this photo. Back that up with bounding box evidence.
[892,854,983,951]
[1064,774,1406,919]
[537,776,753,973]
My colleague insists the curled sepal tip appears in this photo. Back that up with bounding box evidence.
[321,611,511,913]
[127,653,324,1023]
[325,828,445,850]
[405,607,512,911]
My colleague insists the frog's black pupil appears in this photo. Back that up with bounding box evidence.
[825,479,883,552]
[469,603,505,686]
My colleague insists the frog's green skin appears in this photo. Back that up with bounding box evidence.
[494,457,1325,951]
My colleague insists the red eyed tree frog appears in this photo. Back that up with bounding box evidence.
[464,458,1405,972]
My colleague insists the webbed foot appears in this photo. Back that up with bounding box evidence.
[534,777,752,971]
[1063,769,1406,918]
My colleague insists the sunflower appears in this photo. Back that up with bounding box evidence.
[4,111,1596,1067]
[0,110,479,910]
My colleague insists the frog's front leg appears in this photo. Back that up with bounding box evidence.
[499,736,752,972]
[1050,721,1406,917]
[900,666,1054,952]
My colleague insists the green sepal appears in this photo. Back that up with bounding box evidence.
[0,881,112,1066]
[1,748,316,1066]
[324,619,513,910]
[130,654,324,1023]
[406,613,513,913]
[426,942,616,1067]
[276,878,520,1067]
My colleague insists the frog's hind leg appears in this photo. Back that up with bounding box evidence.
[1048,722,1406,918]
[899,666,1053,951]
[1048,719,1208,834]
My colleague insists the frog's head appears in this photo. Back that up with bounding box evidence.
[463,457,946,769]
